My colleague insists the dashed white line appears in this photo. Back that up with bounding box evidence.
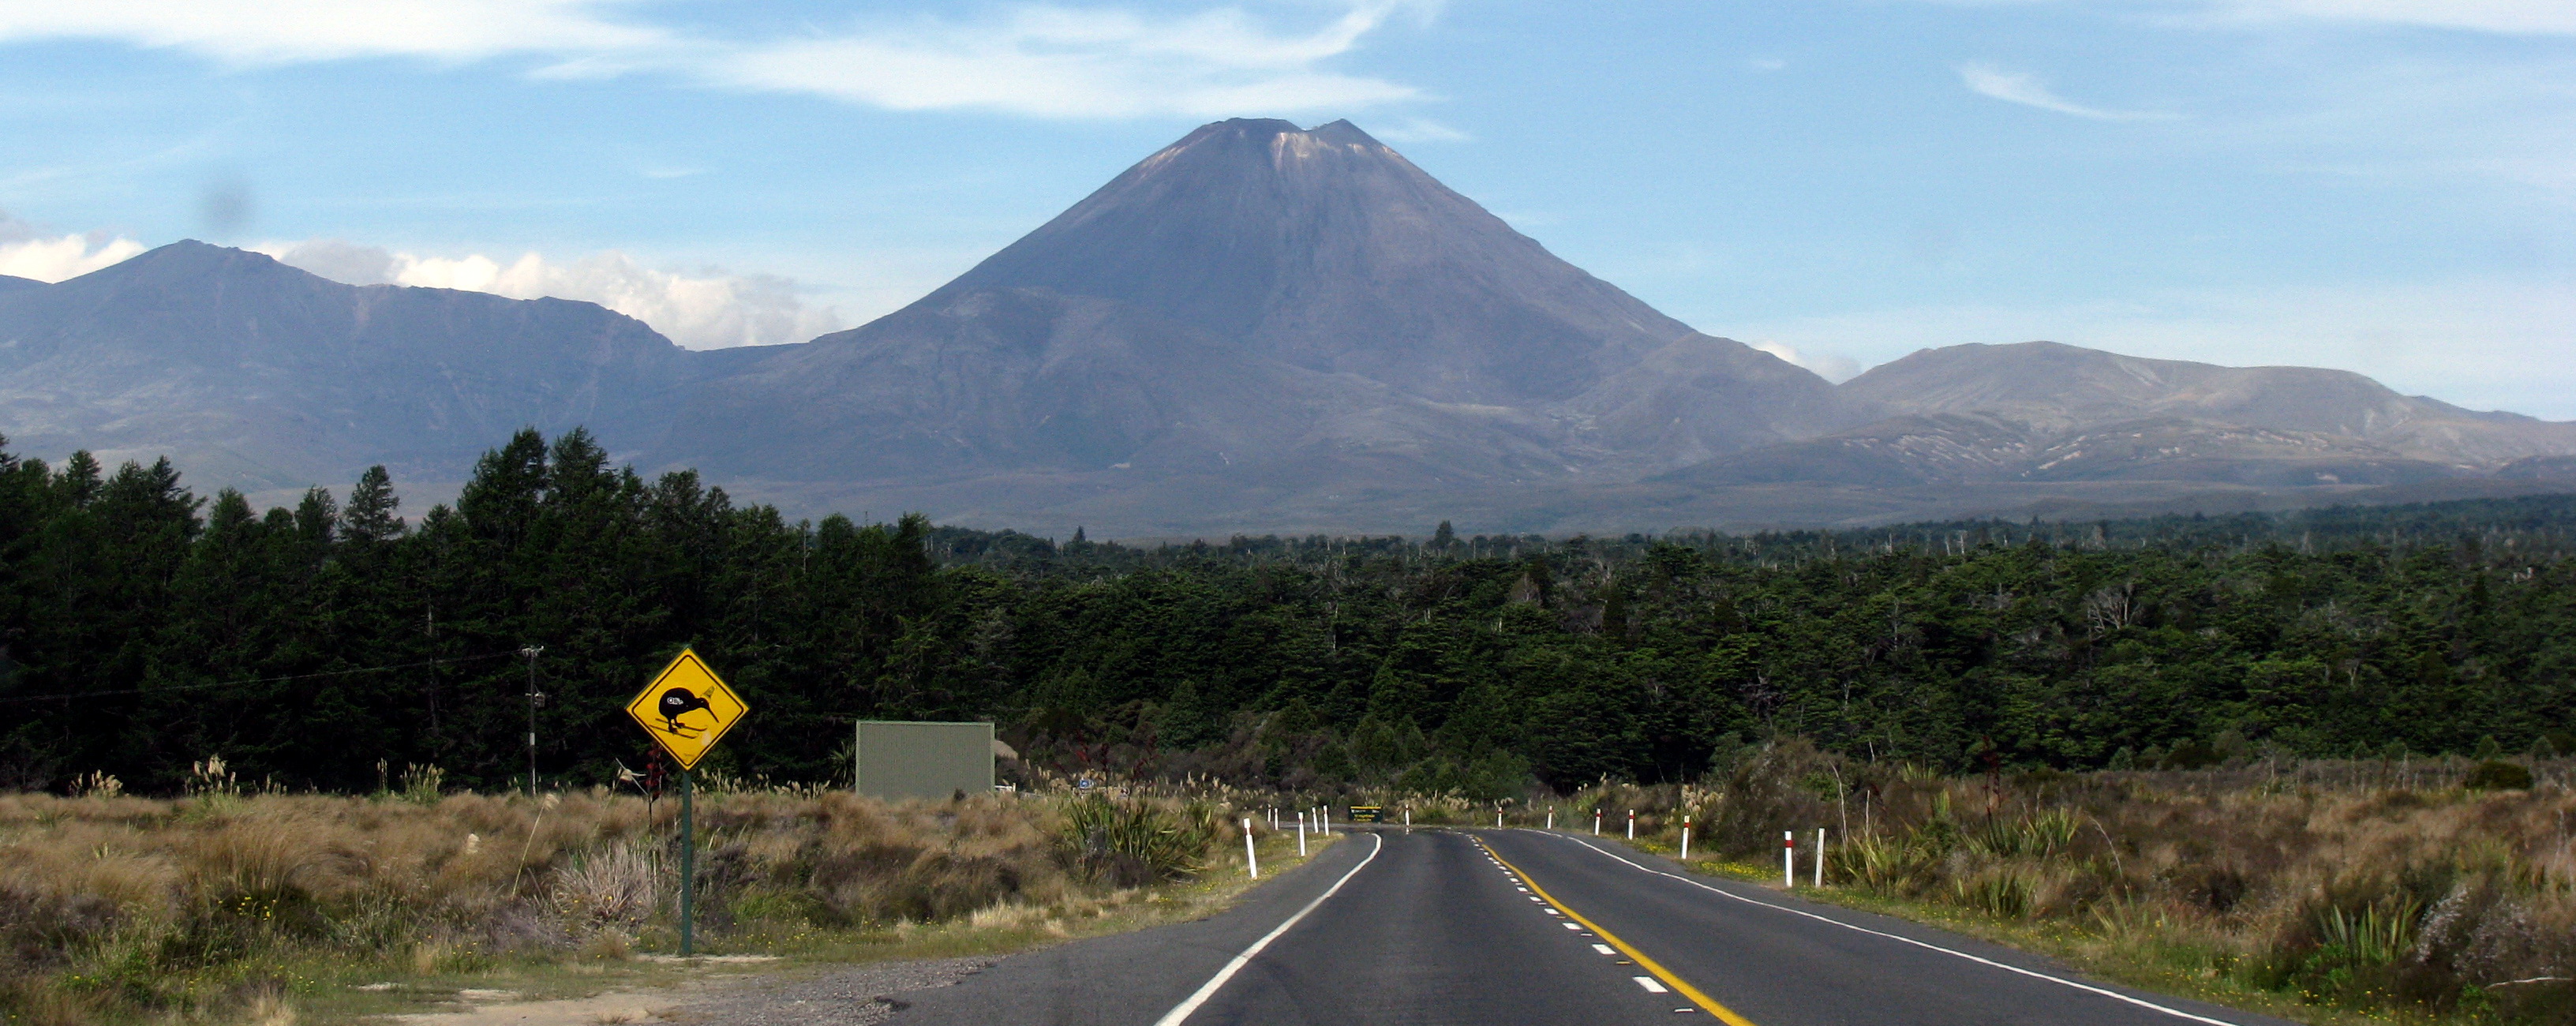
[1593,944,1616,955]
[1634,977,1669,994]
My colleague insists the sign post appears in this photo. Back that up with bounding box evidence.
[623,648,749,957]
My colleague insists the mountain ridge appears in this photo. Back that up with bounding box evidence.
[0,120,2568,534]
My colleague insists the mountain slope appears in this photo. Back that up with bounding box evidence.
[0,242,698,489]
[928,118,1698,406]
[1840,341,2576,466]
[663,119,1842,495]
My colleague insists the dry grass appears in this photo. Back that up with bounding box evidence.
[1567,744,2576,1025]
[0,785,1268,1026]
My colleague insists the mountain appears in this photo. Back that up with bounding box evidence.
[1839,341,2576,466]
[657,118,1842,513]
[0,275,42,296]
[1655,341,2576,513]
[926,118,1698,406]
[2,122,2570,535]
[0,242,702,491]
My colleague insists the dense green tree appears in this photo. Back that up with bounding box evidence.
[0,430,2570,794]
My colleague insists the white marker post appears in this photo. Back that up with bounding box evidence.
[1814,827,1825,888]
[1627,810,1636,840]
[1323,807,1331,836]
[1404,807,1411,827]
[1298,812,1308,857]
[1245,818,1259,878]
[1496,810,1503,828]
[1546,810,1554,830]
[1593,811,1602,836]
[1784,830,1795,887]
[1681,814,1692,861]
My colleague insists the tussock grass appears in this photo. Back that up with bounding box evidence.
[1567,743,2576,1025]
[0,785,1271,1025]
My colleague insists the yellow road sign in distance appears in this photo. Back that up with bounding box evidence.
[624,648,748,770]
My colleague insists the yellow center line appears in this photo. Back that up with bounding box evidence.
[1475,835,1759,1026]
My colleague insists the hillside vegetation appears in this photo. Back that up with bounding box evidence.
[0,429,2570,795]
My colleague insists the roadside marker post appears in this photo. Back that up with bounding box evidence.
[1681,814,1692,861]
[1627,810,1635,840]
[1297,812,1308,856]
[1784,831,1795,887]
[1324,807,1331,835]
[1594,810,1601,835]
[1496,810,1503,828]
[1814,828,1825,888]
[1546,810,1554,830]
[1244,818,1259,878]
[1404,807,1411,826]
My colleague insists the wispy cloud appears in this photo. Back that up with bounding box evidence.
[255,238,842,349]
[2198,0,2576,35]
[0,1,1426,119]
[1957,62,2178,121]
[0,0,665,64]
[1752,341,1862,382]
[1370,116,1469,142]
[1914,0,2576,36]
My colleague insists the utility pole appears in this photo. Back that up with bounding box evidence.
[520,645,545,797]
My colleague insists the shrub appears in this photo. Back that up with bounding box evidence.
[2462,761,2534,791]
[1057,796,1219,887]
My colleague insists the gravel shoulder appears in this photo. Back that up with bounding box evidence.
[657,956,999,1026]
[375,957,996,1026]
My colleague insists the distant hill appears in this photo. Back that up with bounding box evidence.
[0,242,707,491]
[0,124,2569,533]
[1837,341,2576,467]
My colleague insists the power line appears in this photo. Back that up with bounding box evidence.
[0,651,516,704]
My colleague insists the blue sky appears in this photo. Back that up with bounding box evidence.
[1,1,2570,416]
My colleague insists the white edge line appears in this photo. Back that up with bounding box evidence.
[1151,832,1384,1026]
[1542,832,2247,1026]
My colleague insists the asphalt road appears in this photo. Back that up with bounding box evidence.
[889,827,2294,1026]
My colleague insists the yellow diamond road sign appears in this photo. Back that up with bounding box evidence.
[625,648,748,770]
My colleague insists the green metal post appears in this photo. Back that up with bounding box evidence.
[679,768,695,956]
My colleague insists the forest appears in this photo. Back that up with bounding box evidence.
[1,428,2570,796]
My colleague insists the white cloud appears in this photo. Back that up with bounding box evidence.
[0,0,665,64]
[1958,62,2179,121]
[664,3,1421,118]
[1752,341,1863,383]
[260,238,843,349]
[0,212,145,282]
[0,1,1427,119]
[2205,0,2576,35]
[1724,278,2576,419]
[1370,116,1469,143]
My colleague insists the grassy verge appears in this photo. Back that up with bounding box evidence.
[1548,744,2576,1026]
[0,788,1338,1026]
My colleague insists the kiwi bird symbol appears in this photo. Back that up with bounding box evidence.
[658,687,713,738]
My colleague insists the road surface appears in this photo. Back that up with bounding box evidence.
[889,826,2288,1025]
